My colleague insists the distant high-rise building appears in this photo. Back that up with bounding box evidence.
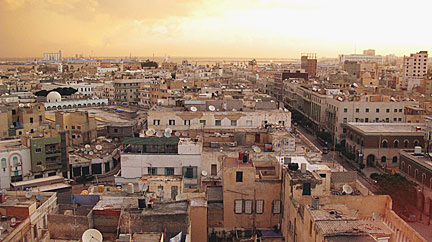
[43,50,62,61]
[300,53,317,77]
[402,51,428,92]
[363,49,375,56]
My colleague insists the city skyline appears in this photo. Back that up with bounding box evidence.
[1,0,431,58]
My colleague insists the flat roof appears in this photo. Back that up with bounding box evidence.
[122,137,179,145]
[347,123,425,135]
[223,157,254,168]
[11,175,64,187]
[32,183,72,192]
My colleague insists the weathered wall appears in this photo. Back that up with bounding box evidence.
[190,205,207,242]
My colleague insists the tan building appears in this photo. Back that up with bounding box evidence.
[113,79,144,105]
[55,111,97,145]
[218,156,283,240]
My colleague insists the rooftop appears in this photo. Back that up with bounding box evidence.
[223,157,254,168]
[122,137,179,145]
[347,122,425,135]
[400,150,432,172]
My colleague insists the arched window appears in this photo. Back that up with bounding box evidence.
[414,140,419,147]
[401,161,405,171]
[392,156,398,163]
[381,156,387,163]
[408,165,412,176]
[404,140,409,148]
[382,140,388,148]
[414,169,418,180]
[1,158,6,170]
[422,173,426,185]
[12,156,18,167]
[394,140,399,148]
[357,138,360,145]
[361,140,364,146]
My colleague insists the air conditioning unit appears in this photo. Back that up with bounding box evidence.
[228,142,237,147]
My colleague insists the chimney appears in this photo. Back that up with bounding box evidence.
[301,163,307,173]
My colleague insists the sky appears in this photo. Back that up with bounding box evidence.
[0,0,431,58]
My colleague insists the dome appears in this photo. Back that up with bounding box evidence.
[47,91,61,103]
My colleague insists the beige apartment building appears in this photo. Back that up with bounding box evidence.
[55,111,97,145]
[113,79,144,106]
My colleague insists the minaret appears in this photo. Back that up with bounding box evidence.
[120,59,124,72]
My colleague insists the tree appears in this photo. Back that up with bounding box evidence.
[34,87,78,97]
[141,59,158,69]
[371,173,416,209]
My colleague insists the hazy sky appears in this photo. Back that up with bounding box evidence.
[0,0,431,58]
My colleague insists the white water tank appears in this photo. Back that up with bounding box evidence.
[126,183,134,193]
[414,146,422,155]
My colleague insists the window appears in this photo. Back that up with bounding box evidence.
[231,120,237,126]
[165,168,174,175]
[211,164,217,176]
[200,120,206,126]
[365,118,369,123]
[215,120,221,126]
[398,118,402,121]
[77,126,81,130]
[399,109,402,112]
[394,109,398,112]
[29,117,33,123]
[382,140,388,148]
[365,108,369,113]
[302,183,311,195]
[414,140,419,147]
[279,120,285,125]
[273,200,281,214]
[355,108,359,113]
[35,148,42,153]
[246,120,252,126]
[236,171,243,182]
[381,156,387,163]
[343,118,347,123]
[72,135,76,139]
[184,120,191,125]
[386,109,390,113]
[376,108,380,113]
[169,120,175,125]
[72,126,75,129]
[404,140,409,148]
[392,156,398,163]
[153,119,160,125]
[245,200,253,214]
[256,200,264,214]
[148,167,157,175]
[344,108,348,113]
[183,167,196,178]
[394,140,399,148]
[262,120,268,125]
[234,200,243,214]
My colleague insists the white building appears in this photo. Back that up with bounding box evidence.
[402,51,428,92]
[0,139,32,189]
[43,50,62,61]
[339,54,383,64]
[44,98,108,110]
[116,137,202,188]
[97,67,118,73]
[147,108,291,131]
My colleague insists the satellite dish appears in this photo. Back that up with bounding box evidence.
[156,131,163,137]
[85,144,91,150]
[175,194,187,201]
[174,131,181,137]
[96,145,102,151]
[164,132,171,138]
[181,132,188,137]
[25,191,32,199]
[36,194,43,201]
[201,170,208,177]
[89,151,94,155]
[253,146,261,153]
[145,129,155,136]
[232,109,237,112]
[164,128,172,134]
[342,184,353,195]
[82,229,103,242]
[208,105,216,111]
[190,106,197,112]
